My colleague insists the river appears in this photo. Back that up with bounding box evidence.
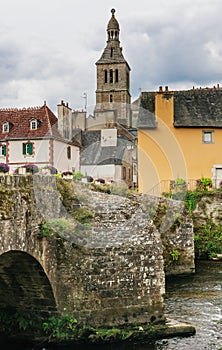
[6,260,222,350]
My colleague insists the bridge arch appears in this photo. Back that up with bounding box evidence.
[0,250,57,326]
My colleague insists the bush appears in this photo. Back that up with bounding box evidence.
[196,177,212,190]
[73,171,84,181]
[0,163,9,173]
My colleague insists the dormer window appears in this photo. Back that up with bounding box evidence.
[2,122,9,133]
[30,119,38,130]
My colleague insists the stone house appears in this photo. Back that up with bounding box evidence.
[0,103,80,173]
[137,85,222,194]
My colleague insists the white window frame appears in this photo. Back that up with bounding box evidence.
[2,122,9,133]
[30,119,38,130]
[202,130,214,144]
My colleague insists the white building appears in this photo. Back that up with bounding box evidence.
[0,103,80,173]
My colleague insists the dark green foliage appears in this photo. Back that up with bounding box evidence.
[43,315,78,340]
[185,190,202,214]
[194,221,222,259]
[0,308,41,335]
[42,316,166,344]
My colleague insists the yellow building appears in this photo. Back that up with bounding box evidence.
[138,85,222,194]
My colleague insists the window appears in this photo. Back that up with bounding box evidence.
[115,69,118,83]
[22,142,33,156]
[110,94,113,103]
[126,72,130,90]
[111,48,113,57]
[67,146,71,159]
[110,69,113,83]
[202,130,214,144]
[104,70,108,83]
[2,122,9,133]
[122,166,126,180]
[30,119,37,130]
[0,144,6,156]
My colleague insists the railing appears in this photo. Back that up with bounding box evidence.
[147,179,199,197]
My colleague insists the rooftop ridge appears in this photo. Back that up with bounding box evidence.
[0,106,42,112]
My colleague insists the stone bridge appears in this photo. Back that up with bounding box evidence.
[0,175,194,329]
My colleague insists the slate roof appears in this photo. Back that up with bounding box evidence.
[138,88,222,128]
[81,138,127,165]
[96,43,128,66]
[0,104,63,141]
[137,92,157,129]
[174,89,222,127]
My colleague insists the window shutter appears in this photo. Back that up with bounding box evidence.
[3,145,6,156]
[27,143,33,155]
[22,143,26,155]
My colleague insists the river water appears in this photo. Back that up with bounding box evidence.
[8,260,222,350]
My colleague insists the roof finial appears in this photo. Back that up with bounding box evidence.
[111,8,115,17]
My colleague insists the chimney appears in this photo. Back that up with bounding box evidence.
[217,83,220,89]
[165,86,168,92]
[159,86,163,92]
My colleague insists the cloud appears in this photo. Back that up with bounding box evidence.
[123,0,222,95]
[0,0,222,111]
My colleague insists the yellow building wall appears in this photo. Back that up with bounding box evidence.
[138,91,222,194]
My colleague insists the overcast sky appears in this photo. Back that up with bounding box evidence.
[1,0,222,114]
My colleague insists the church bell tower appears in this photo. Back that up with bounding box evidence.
[95,9,131,127]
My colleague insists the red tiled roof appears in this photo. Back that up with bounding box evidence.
[0,104,63,140]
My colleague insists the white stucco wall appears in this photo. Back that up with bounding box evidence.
[53,140,80,173]
[8,139,50,171]
[80,164,123,182]
[7,139,80,173]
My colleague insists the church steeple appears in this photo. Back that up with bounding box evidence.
[95,9,131,127]
[107,9,120,42]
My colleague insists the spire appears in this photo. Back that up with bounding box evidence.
[96,9,127,65]
[107,8,120,42]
